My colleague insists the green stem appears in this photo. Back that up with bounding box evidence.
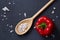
[38,23,46,29]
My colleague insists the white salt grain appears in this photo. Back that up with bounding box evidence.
[45,35,48,38]
[9,25,13,28]
[19,13,21,15]
[8,2,11,4]
[53,7,56,10]
[3,15,6,18]
[51,10,55,14]
[13,2,15,4]
[10,30,14,33]
[2,7,10,11]
[18,23,27,32]
[51,34,55,38]
[4,12,6,14]
[56,16,58,18]
[2,19,4,21]
[52,19,55,21]
[34,27,36,29]
[6,24,9,26]
[24,12,26,17]
[5,18,8,20]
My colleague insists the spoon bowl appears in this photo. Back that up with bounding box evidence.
[15,18,33,35]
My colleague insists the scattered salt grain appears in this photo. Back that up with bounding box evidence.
[51,10,55,14]
[56,16,58,18]
[51,34,55,38]
[4,12,6,14]
[18,23,27,32]
[3,15,6,18]
[9,25,13,28]
[13,1,15,4]
[13,2,15,4]
[2,7,10,11]
[19,13,21,15]
[5,18,8,20]
[24,12,26,17]
[52,19,55,21]
[6,24,9,26]
[34,27,36,29]
[10,30,14,33]
[53,7,56,10]
[2,19,4,21]
[8,2,11,4]
[45,35,48,38]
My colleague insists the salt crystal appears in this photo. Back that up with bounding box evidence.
[34,27,36,29]
[2,19,4,21]
[24,12,26,17]
[3,15,6,18]
[51,10,55,14]
[4,12,6,14]
[10,30,14,33]
[13,2,15,4]
[52,19,55,21]
[51,34,55,38]
[9,25,13,28]
[8,2,11,4]
[2,7,10,11]
[56,16,58,18]
[19,13,21,15]
[45,35,48,38]
[8,29,10,31]
[18,23,27,32]
[53,7,56,10]
[13,1,15,4]
[6,24,9,26]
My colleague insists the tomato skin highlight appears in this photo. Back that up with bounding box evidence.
[35,16,54,36]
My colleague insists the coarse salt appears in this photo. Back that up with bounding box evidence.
[2,7,10,11]
[51,34,55,38]
[6,24,9,26]
[13,2,15,4]
[19,13,21,15]
[3,15,6,18]
[24,12,26,17]
[2,18,4,21]
[51,10,55,14]
[18,23,27,32]
[9,25,13,28]
[8,2,11,4]
[52,19,55,21]
[45,35,48,38]
[4,12,6,14]
[56,16,58,18]
[10,30,14,33]
[5,18,8,20]
[53,7,56,10]
[34,27,36,29]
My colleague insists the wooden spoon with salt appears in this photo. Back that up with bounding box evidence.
[15,0,54,35]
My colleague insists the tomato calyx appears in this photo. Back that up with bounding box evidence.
[38,23,47,29]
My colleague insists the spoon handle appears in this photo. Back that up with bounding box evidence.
[32,0,54,19]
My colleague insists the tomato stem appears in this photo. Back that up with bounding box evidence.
[39,23,46,29]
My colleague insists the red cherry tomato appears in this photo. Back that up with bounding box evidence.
[35,16,54,36]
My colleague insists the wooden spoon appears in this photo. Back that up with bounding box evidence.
[15,0,54,35]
